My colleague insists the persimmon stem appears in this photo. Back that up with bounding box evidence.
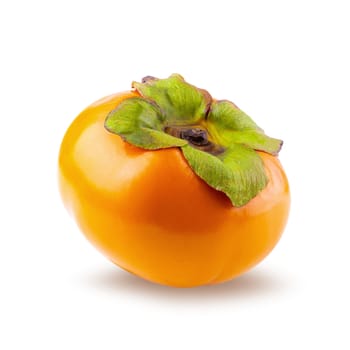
[164,126,225,155]
[180,129,209,146]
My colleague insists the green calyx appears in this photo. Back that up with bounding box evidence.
[105,74,283,207]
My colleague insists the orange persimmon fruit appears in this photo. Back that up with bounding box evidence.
[58,74,290,287]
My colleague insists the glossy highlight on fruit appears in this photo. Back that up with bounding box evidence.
[58,75,290,287]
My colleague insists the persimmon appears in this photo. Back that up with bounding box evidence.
[58,74,290,287]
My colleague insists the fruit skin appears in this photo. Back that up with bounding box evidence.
[58,91,290,287]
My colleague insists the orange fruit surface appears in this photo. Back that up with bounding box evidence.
[58,92,290,287]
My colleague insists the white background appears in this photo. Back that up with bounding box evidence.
[1,0,349,349]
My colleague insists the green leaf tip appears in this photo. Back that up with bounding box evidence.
[105,74,283,207]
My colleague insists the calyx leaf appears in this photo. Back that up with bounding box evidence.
[181,144,267,207]
[105,97,187,149]
[132,73,212,125]
[105,74,284,207]
[206,100,283,155]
